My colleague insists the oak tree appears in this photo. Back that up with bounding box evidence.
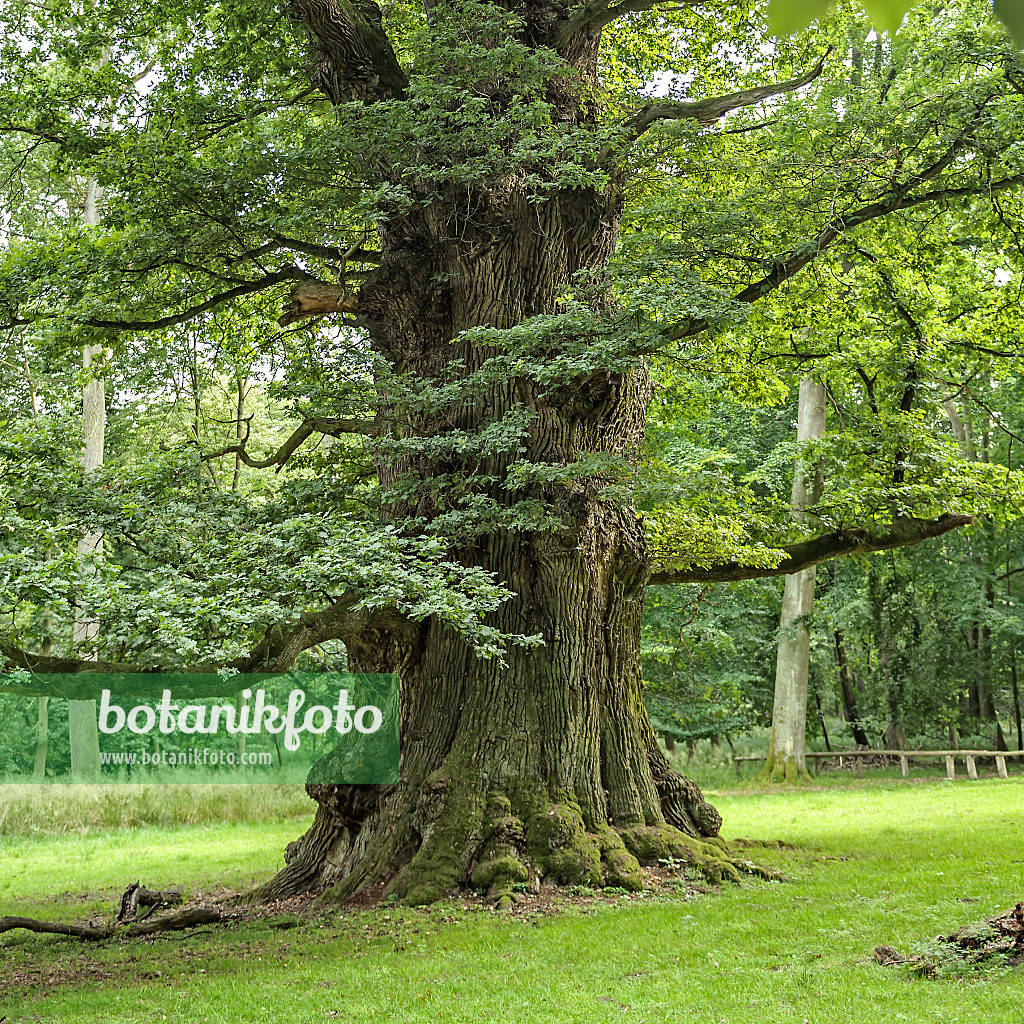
[2,0,1023,902]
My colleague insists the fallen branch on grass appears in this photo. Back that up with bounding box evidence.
[876,901,1024,974]
[0,906,220,941]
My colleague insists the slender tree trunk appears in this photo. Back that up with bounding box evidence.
[834,630,869,746]
[883,718,907,750]
[188,354,217,491]
[34,696,48,779]
[980,579,997,727]
[814,687,832,752]
[32,399,51,779]
[233,371,247,492]
[945,397,991,729]
[235,690,248,761]
[1011,652,1023,751]
[68,175,105,782]
[761,377,826,783]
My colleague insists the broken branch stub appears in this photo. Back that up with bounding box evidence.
[116,881,183,923]
[278,282,358,326]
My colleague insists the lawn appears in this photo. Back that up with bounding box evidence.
[2,779,1022,1023]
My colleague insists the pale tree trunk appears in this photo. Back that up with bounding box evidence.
[68,175,105,782]
[233,373,248,759]
[33,696,49,778]
[761,377,826,782]
[34,624,51,777]
[1009,550,1024,751]
[26,365,51,778]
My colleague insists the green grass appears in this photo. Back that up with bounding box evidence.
[2,780,1023,1023]
[673,729,1024,791]
[0,783,312,836]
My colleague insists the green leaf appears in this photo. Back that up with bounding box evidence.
[993,0,1024,42]
[862,0,910,33]
[767,0,832,36]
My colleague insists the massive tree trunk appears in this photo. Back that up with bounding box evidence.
[257,523,737,904]
[249,19,743,898]
[253,173,742,901]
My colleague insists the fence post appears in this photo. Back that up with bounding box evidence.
[945,754,956,780]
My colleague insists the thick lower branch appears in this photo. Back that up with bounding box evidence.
[0,601,413,693]
[649,514,972,585]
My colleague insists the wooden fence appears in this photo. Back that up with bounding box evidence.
[733,749,1024,779]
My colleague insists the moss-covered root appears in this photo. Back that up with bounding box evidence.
[524,803,647,893]
[387,779,488,907]
[318,793,776,907]
[621,823,770,885]
[470,798,532,910]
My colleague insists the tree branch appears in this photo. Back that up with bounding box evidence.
[554,0,703,44]
[287,0,408,103]
[1,266,318,334]
[202,416,376,469]
[274,234,380,264]
[242,600,415,674]
[663,172,1024,343]
[2,264,368,335]
[648,514,972,585]
[0,600,413,695]
[224,235,381,270]
[0,642,136,676]
[0,907,221,941]
[622,49,831,142]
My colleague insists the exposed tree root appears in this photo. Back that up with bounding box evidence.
[245,774,780,907]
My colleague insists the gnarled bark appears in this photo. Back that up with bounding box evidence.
[256,525,741,904]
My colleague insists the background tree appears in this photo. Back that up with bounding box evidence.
[760,376,826,782]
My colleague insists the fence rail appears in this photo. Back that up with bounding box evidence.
[733,749,1024,779]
